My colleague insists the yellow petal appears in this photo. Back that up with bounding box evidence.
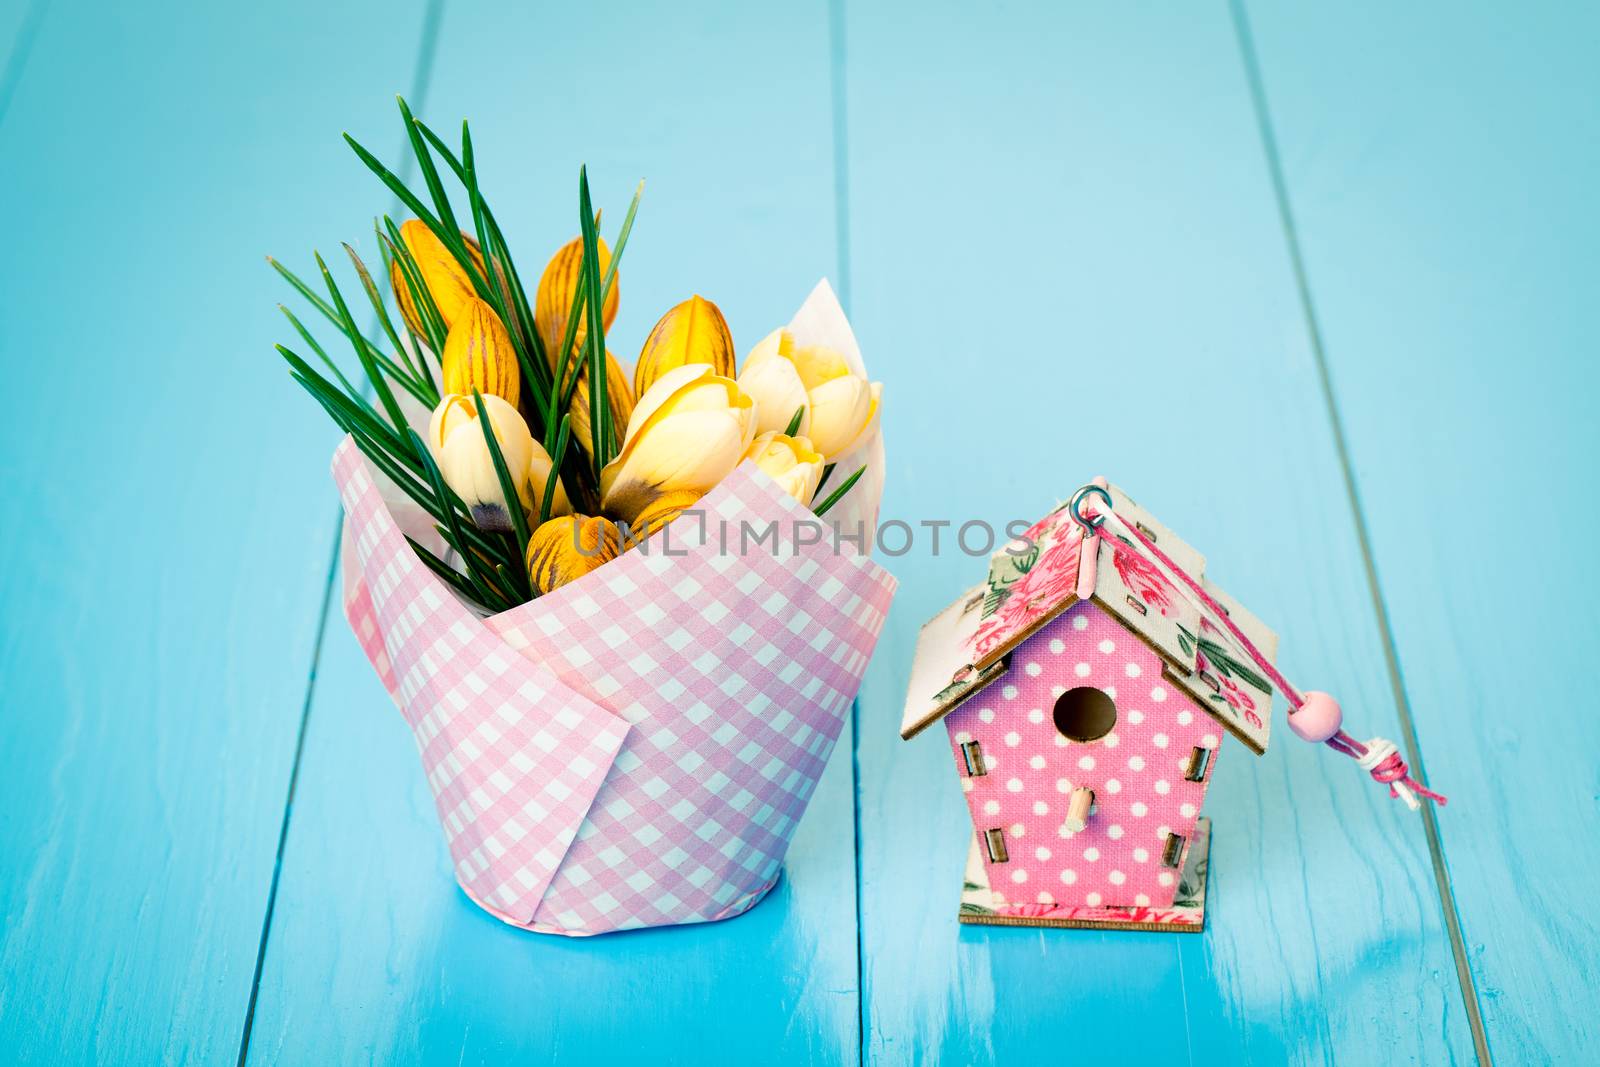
[426,393,478,459]
[388,257,425,339]
[634,295,736,399]
[619,362,717,449]
[534,233,617,373]
[602,365,756,521]
[397,219,482,330]
[568,351,636,459]
[619,488,704,550]
[432,392,535,529]
[525,514,620,594]
[805,374,874,457]
[743,431,825,505]
[441,298,521,409]
[601,410,748,521]
[788,343,853,390]
[739,356,811,437]
[741,327,794,373]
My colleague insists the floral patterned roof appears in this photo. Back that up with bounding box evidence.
[899,481,1278,754]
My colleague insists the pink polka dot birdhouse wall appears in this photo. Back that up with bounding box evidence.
[899,480,1279,932]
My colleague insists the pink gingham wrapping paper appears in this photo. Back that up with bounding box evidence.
[334,440,896,935]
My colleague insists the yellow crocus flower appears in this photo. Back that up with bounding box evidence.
[568,350,636,459]
[599,363,757,523]
[633,295,735,399]
[534,233,618,375]
[743,432,825,506]
[389,219,484,336]
[441,297,521,409]
[526,514,620,594]
[738,328,881,458]
[427,392,547,530]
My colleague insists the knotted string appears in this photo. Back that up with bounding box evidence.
[1083,499,1445,810]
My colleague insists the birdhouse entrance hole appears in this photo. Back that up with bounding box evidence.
[1052,686,1117,743]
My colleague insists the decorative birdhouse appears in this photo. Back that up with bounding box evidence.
[899,480,1279,932]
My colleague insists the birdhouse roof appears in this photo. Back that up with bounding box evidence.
[899,481,1279,753]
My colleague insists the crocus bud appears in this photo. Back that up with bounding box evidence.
[743,432,825,506]
[441,297,521,409]
[568,350,636,459]
[388,219,485,336]
[738,356,811,438]
[634,295,736,399]
[600,363,757,523]
[534,233,618,371]
[526,514,621,594]
[739,329,880,458]
[426,392,535,530]
[620,488,704,550]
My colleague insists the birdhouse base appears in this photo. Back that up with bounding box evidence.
[957,818,1211,933]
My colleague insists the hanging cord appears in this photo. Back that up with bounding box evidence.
[1069,485,1445,811]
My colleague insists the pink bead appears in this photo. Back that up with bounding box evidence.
[1288,691,1343,742]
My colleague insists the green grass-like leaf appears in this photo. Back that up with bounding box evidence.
[269,256,391,360]
[281,346,408,457]
[387,116,601,508]
[374,222,437,395]
[398,96,462,248]
[344,241,429,397]
[294,252,435,410]
[386,111,558,443]
[784,406,806,436]
[346,124,489,300]
[410,117,549,377]
[316,251,410,435]
[457,120,552,427]
[550,180,642,452]
[284,349,508,560]
[458,122,500,310]
[577,167,611,474]
[277,304,362,400]
[812,465,866,517]
[346,132,442,244]
[276,108,674,604]
[381,217,449,355]
[408,428,511,611]
[494,563,526,604]
[602,181,642,306]
[285,358,518,578]
[471,389,532,579]
[408,535,485,603]
[538,414,572,528]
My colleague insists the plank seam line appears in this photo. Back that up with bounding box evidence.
[1227,3,1493,1064]
[0,0,50,131]
[826,1,864,1062]
[234,2,445,1059]
[829,0,853,334]
[235,517,343,1067]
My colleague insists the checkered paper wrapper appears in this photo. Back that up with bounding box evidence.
[333,434,895,936]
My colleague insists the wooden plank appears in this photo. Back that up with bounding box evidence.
[0,1,433,1062]
[845,2,1475,1062]
[1240,2,1600,1060]
[0,0,48,121]
[248,598,860,1064]
[244,4,862,1063]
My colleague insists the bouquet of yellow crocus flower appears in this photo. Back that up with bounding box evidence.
[272,100,879,612]
[265,99,895,936]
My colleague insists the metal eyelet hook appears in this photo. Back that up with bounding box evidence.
[1068,484,1113,535]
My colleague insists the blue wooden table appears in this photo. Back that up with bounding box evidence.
[2,2,1593,1063]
